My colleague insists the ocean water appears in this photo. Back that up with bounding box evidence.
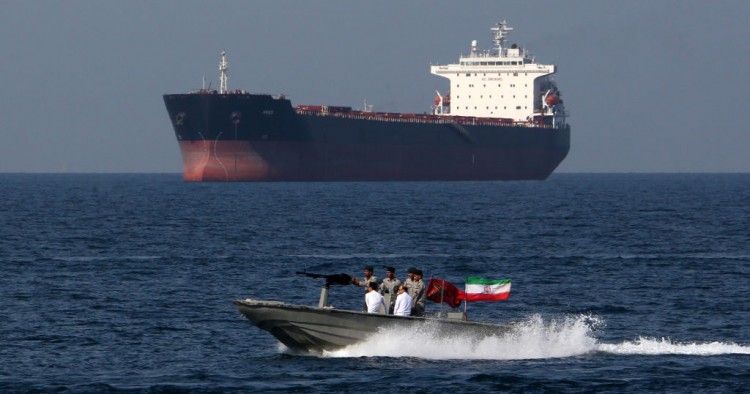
[1,173,749,392]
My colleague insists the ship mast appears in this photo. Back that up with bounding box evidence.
[219,50,229,94]
[490,20,513,57]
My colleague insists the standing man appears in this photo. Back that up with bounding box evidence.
[352,265,377,311]
[403,267,417,295]
[379,267,401,314]
[410,269,426,317]
[352,265,377,290]
[365,282,385,314]
[392,284,413,316]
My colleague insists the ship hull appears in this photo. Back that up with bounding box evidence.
[165,94,570,182]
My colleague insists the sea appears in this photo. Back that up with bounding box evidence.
[1,173,749,393]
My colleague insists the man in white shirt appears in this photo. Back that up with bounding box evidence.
[392,284,413,316]
[365,282,385,314]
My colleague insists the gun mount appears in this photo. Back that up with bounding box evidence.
[296,271,354,307]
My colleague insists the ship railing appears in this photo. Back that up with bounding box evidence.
[294,109,563,129]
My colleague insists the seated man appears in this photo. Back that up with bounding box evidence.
[392,284,413,316]
[365,282,385,314]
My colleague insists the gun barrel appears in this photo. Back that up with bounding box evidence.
[295,272,353,286]
[295,271,327,279]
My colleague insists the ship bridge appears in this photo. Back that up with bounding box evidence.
[431,21,565,126]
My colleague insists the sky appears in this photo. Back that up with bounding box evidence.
[0,0,748,173]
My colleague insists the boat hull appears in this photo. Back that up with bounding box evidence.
[234,299,512,353]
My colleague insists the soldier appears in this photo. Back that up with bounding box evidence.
[351,265,377,290]
[410,269,426,317]
[352,265,377,311]
[402,267,417,295]
[379,266,401,314]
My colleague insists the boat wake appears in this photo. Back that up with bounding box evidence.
[319,314,749,360]
[323,314,599,360]
[598,337,750,356]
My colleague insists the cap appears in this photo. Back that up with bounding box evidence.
[407,267,417,274]
[364,265,374,271]
[386,266,395,273]
[415,269,423,276]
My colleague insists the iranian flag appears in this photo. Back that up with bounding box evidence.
[464,277,511,302]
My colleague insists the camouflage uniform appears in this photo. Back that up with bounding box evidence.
[356,275,378,291]
[402,277,414,295]
[379,277,401,314]
[409,279,425,317]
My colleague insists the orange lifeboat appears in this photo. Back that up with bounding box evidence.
[434,95,441,106]
[545,94,560,106]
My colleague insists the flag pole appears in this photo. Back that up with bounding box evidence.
[463,279,468,320]
[440,278,445,317]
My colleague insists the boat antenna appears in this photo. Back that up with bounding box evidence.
[490,20,513,56]
[219,50,229,94]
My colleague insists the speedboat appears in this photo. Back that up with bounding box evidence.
[234,272,513,353]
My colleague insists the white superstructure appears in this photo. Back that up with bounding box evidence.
[431,21,566,127]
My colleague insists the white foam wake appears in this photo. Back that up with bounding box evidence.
[597,337,750,356]
[323,314,601,360]
[317,314,750,360]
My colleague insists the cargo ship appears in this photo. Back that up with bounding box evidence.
[163,21,570,181]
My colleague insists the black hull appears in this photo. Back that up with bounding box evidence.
[163,93,570,181]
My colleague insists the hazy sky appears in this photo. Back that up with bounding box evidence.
[1,0,748,173]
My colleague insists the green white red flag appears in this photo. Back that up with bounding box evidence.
[464,277,511,302]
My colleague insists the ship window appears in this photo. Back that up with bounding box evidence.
[480,62,487,66]
[466,73,471,77]
[516,106,521,109]
[513,73,519,76]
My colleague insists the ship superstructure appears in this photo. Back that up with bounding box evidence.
[431,21,566,127]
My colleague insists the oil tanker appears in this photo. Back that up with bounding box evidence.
[163,21,570,181]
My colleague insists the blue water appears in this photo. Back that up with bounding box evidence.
[1,174,749,392]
